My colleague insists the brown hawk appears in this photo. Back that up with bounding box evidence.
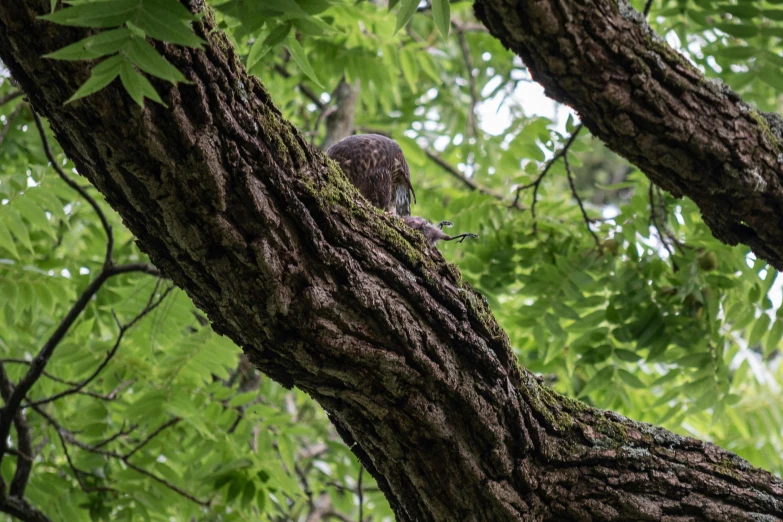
[327,134,417,216]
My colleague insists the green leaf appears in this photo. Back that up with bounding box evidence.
[137,1,204,47]
[714,45,756,60]
[227,477,245,503]
[764,9,783,21]
[0,222,20,259]
[614,348,640,362]
[277,436,295,474]
[431,0,450,38]
[578,366,614,397]
[15,197,55,239]
[399,48,419,93]
[657,403,682,425]
[715,23,758,39]
[118,59,164,106]
[749,313,771,347]
[759,66,783,92]
[228,391,258,408]
[45,28,132,61]
[123,37,187,83]
[284,36,322,88]
[66,54,124,103]
[39,0,138,28]
[766,319,783,355]
[241,481,256,507]
[248,23,292,73]
[395,0,419,34]
[617,369,645,389]
[4,207,33,253]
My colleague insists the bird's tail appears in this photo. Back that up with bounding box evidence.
[395,185,412,217]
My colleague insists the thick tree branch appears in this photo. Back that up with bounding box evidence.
[475,0,783,269]
[0,365,33,498]
[1,2,782,521]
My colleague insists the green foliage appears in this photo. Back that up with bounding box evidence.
[3,0,783,520]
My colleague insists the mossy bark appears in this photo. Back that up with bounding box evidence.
[0,1,782,521]
[475,0,783,270]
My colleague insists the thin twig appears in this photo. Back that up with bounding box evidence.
[513,124,583,232]
[124,417,180,459]
[0,91,22,108]
[32,110,114,268]
[1,359,80,387]
[564,152,601,249]
[94,422,139,449]
[26,285,174,408]
[274,64,324,109]
[0,104,22,150]
[0,109,159,444]
[456,25,479,142]
[31,406,209,507]
[357,465,364,522]
[648,185,680,271]
[644,0,654,16]
[0,263,157,466]
[424,149,526,210]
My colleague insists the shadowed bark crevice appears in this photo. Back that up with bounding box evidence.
[0,1,782,521]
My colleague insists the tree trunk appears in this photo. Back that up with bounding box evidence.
[474,0,783,270]
[1,1,782,521]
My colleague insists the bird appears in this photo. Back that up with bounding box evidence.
[401,217,479,245]
[326,134,417,216]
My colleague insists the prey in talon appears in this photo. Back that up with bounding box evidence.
[402,216,479,246]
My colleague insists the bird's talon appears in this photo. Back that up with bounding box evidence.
[436,220,454,230]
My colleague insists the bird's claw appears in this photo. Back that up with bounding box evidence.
[456,233,479,243]
[436,220,454,230]
[445,232,479,243]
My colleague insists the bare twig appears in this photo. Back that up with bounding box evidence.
[0,112,161,469]
[649,184,681,271]
[0,493,52,522]
[124,417,180,459]
[94,421,139,448]
[644,0,654,16]
[33,110,114,268]
[31,406,209,507]
[456,25,479,141]
[274,64,324,109]
[564,152,601,248]
[26,285,174,408]
[513,124,583,232]
[0,103,21,150]
[1,359,80,387]
[357,465,364,522]
[0,90,22,107]
[424,149,526,210]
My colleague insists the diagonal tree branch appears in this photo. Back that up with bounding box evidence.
[475,0,783,269]
[0,365,33,498]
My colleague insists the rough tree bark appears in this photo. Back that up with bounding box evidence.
[0,1,782,522]
[475,0,783,270]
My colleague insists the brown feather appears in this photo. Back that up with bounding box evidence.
[327,134,416,216]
